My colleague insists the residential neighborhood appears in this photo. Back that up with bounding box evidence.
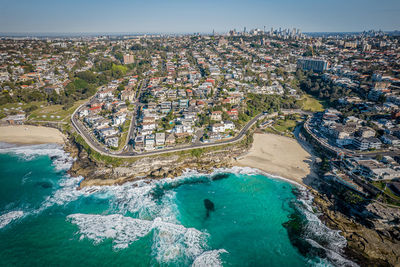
[1,29,400,200]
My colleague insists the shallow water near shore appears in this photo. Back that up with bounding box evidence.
[0,143,355,266]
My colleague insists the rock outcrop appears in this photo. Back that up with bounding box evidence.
[65,133,400,266]
[312,190,400,267]
[67,136,248,188]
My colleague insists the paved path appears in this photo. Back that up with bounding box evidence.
[72,107,268,158]
[71,90,314,159]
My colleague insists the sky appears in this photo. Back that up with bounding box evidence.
[0,0,399,33]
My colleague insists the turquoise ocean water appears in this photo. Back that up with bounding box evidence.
[0,143,355,266]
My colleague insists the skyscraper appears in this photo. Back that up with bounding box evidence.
[297,58,328,72]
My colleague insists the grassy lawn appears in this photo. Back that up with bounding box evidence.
[117,131,129,150]
[28,99,88,122]
[371,181,400,205]
[274,118,298,133]
[371,181,386,190]
[263,127,280,135]
[116,115,132,150]
[384,186,400,201]
[0,101,46,110]
[127,103,136,112]
[297,94,324,112]
[0,101,47,118]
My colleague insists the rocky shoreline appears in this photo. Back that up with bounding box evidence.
[64,133,400,266]
[310,187,400,267]
[65,135,248,188]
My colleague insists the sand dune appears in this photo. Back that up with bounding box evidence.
[235,133,317,185]
[0,125,65,145]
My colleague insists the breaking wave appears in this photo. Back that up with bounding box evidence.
[0,142,74,171]
[0,211,24,229]
[151,217,206,264]
[67,214,209,264]
[38,165,356,267]
[0,143,357,267]
[192,249,228,267]
[292,188,358,267]
[67,214,153,250]
[37,176,86,212]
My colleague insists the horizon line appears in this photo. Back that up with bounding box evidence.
[0,29,399,36]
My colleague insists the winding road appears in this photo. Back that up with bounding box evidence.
[70,83,315,160]
[71,103,270,158]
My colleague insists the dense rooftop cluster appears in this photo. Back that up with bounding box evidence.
[1,30,400,200]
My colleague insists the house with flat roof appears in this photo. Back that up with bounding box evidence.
[155,132,165,146]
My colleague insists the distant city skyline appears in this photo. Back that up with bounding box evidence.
[1,0,399,33]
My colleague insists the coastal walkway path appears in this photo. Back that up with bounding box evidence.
[71,94,313,158]
[71,109,268,158]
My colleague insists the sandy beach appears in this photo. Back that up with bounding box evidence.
[0,125,66,145]
[235,133,317,185]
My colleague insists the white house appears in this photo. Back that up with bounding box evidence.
[113,113,127,126]
[155,132,165,146]
[97,89,114,99]
[212,121,235,133]
[98,127,118,140]
[105,137,119,148]
[212,123,225,133]
[223,121,235,131]
[142,122,156,131]
[145,134,155,150]
[79,109,89,117]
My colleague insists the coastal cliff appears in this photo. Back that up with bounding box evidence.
[311,189,400,267]
[64,131,400,266]
[66,134,249,188]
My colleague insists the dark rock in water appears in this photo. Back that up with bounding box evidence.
[150,185,165,200]
[204,199,215,218]
[50,156,59,161]
[211,173,230,181]
[36,181,53,189]
[204,199,215,211]
[283,212,326,259]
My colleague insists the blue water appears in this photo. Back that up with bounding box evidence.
[0,143,352,266]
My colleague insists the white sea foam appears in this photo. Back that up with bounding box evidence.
[64,177,210,264]
[0,147,355,267]
[107,181,159,219]
[151,217,206,264]
[206,167,355,266]
[210,166,260,176]
[192,249,228,267]
[21,171,32,185]
[178,166,260,180]
[0,143,74,171]
[166,166,305,189]
[306,238,358,267]
[0,144,80,229]
[294,188,359,267]
[0,211,24,229]
[36,176,90,214]
[297,188,347,250]
[67,213,208,263]
[67,213,153,249]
